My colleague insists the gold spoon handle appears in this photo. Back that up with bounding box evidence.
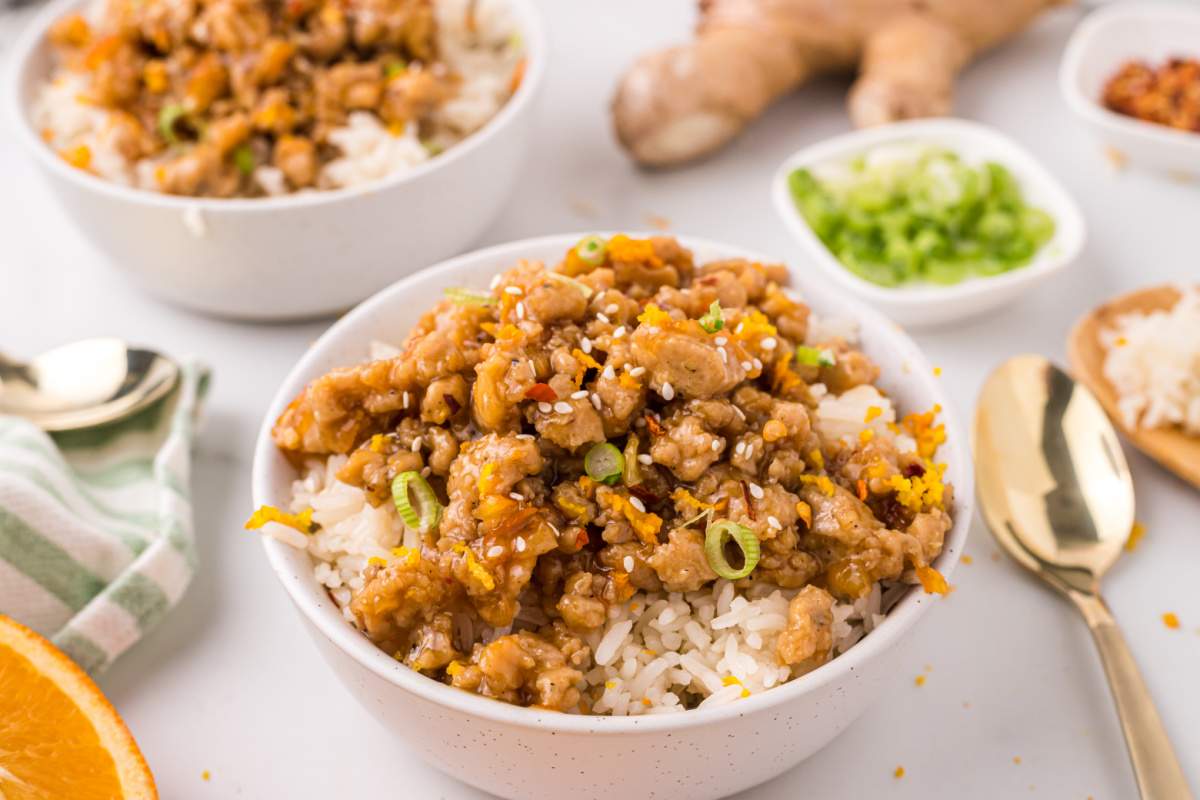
[1070,591,1194,799]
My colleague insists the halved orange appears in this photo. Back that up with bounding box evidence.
[0,615,157,799]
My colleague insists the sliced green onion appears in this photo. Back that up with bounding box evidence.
[575,235,607,267]
[704,520,761,580]
[584,442,624,485]
[421,138,445,156]
[622,433,642,486]
[698,300,724,333]
[157,104,188,145]
[232,144,256,175]
[392,471,443,533]
[444,287,495,306]
[546,271,594,298]
[384,60,407,79]
[795,345,836,368]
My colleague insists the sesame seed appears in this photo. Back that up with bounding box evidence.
[741,361,753,371]
[515,301,525,319]
[597,312,611,325]
[410,437,423,452]
[735,441,746,456]
[613,326,627,338]
[645,325,660,334]
[516,433,535,440]
[590,393,602,410]
[629,366,646,377]
[420,466,431,477]
[581,337,592,354]
[504,285,523,296]
[752,358,762,370]
[715,336,728,346]
[554,401,573,414]
[711,439,721,451]
[745,444,754,458]
[509,492,524,501]
[402,391,410,409]
[735,322,745,334]
[602,365,615,380]
[718,347,728,363]
[760,337,777,350]
[489,275,501,290]
[629,496,647,513]
[487,545,505,558]
[623,556,635,572]
[637,454,653,465]
[515,537,527,552]
[732,406,746,420]
[605,303,619,315]
[571,389,589,400]
[538,402,552,413]
[767,515,782,530]
[749,482,764,499]
[660,382,675,401]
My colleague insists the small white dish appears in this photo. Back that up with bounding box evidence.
[251,232,972,800]
[771,118,1086,328]
[1060,1,1200,177]
[5,0,545,321]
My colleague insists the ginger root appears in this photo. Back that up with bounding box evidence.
[612,0,1067,166]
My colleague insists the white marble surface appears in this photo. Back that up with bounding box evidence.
[2,2,1198,798]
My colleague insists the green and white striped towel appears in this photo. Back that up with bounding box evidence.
[0,361,208,674]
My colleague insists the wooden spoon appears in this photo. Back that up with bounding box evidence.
[1068,285,1200,491]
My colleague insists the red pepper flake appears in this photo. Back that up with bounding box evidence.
[525,383,557,403]
[576,530,589,548]
[740,480,756,521]
[644,413,666,437]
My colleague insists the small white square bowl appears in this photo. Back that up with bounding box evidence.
[770,118,1086,328]
[1060,1,1200,177]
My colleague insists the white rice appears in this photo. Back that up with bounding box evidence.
[32,0,523,193]
[1100,286,1200,435]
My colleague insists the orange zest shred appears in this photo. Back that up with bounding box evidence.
[244,505,313,534]
[864,405,883,423]
[762,419,788,442]
[914,674,926,687]
[390,546,420,567]
[771,354,803,394]
[508,57,526,95]
[636,303,673,328]
[961,554,974,565]
[571,348,602,386]
[368,556,387,567]
[798,474,835,497]
[452,544,496,591]
[731,310,777,344]
[670,487,726,512]
[901,405,947,459]
[916,565,950,595]
[795,500,812,528]
[894,766,905,779]
[446,660,465,677]
[856,479,868,501]
[62,144,92,170]
[369,433,385,453]
[1125,521,1146,552]
[618,372,641,390]
[604,493,662,546]
[887,461,947,511]
[478,462,500,495]
[605,234,661,267]
[1162,612,1180,630]
[807,449,825,470]
[859,427,875,444]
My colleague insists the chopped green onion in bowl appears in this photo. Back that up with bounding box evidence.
[575,235,607,267]
[698,300,724,333]
[787,145,1056,288]
[392,471,443,533]
[795,345,835,368]
[584,442,624,485]
[704,520,760,580]
[157,104,188,145]
[232,144,256,176]
[444,287,495,306]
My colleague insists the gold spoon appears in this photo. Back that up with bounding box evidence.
[0,338,179,431]
[974,354,1193,800]
[1068,284,1200,491]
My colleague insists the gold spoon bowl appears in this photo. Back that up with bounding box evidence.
[974,354,1192,800]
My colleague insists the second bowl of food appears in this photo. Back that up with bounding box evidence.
[772,118,1085,327]
[7,0,544,319]
[250,232,970,799]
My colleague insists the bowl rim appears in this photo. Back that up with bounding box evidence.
[770,117,1086,309]
[4,0,546,213]
[251,232,973,734]
[1058,0,1200,155]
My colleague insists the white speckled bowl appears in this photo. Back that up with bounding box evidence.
[5,0,545,320]
[251,234,972,800]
